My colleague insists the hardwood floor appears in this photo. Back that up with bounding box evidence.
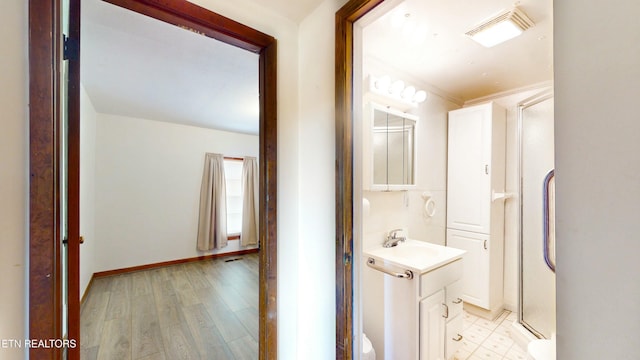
[80,253,259,359]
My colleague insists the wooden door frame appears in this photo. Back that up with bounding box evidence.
[28,0,278,359]
[335,0,384,358]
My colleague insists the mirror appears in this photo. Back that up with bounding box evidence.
[368,103,418,190]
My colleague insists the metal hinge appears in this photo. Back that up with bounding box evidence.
[63,35,79,61]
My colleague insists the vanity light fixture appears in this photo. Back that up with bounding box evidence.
[466,7,534,48]
[368,74,427,109]
[389,80,405,96]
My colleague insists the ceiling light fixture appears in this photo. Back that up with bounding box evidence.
[466,7,534,48]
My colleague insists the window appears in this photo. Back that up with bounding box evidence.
[224,158,243,237]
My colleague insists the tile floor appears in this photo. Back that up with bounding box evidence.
[453,310,528,360]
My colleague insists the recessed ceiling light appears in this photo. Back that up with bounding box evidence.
[466,7,534,48]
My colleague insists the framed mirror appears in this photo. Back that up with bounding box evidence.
[366,102,418,191]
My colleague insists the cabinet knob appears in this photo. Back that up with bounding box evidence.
[442,303,449,318]
[452,298,462,304]
[452,334,463,342]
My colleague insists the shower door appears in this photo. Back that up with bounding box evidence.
[519,91,556,339]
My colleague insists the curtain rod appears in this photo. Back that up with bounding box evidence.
[224,156,245,161]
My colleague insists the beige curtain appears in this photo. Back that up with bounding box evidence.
[197,153,228,250]
[240,157,258,246]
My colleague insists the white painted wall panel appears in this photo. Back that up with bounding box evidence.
[0,1,27,358]
[93,114,258,272]
[297,1,347,358]
[555,0,640,357]
[80,85,98,297]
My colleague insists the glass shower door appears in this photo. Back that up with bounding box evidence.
[519,91,556,339]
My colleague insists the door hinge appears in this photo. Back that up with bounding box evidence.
[63,35,79,61]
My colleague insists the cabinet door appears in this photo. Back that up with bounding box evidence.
[445,314,464,360]
[420,289,446,360]
[447,229,490,308]
[447,104,492,233]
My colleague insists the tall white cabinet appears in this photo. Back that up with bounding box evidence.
[446,102,506,316]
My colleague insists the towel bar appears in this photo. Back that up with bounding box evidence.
[366,257,413,279]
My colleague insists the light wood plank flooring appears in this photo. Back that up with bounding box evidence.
[81,253,259,360]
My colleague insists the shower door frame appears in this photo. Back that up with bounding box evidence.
[517,88,555,339]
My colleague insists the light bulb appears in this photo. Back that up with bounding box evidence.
[413,90,427,103]
[401,86,416,100]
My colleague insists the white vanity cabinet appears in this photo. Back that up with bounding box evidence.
[419,284,465,360]
[418,259,464,360]
[420,289,445,360]
[363,240,465,360]
[444,280,464,359]
[446,102,506,315]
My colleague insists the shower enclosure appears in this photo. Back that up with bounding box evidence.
[518,90,556,339]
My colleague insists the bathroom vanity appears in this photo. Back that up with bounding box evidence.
[364,240,465,360]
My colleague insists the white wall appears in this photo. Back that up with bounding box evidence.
[555,0,640,358]
[296,0,347,358]
[406,93,460,246]
[80,85,98,297]
[0,0,27,359]
[93,114,258,271]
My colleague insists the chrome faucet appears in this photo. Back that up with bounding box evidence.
[383,228,406,248]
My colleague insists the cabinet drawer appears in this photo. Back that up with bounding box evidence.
[445,314,464,360]
[446,280,464,319]
[420,259,463,298]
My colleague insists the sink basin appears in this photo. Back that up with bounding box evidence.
[365,239,465,274]
[375,242,442,263]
